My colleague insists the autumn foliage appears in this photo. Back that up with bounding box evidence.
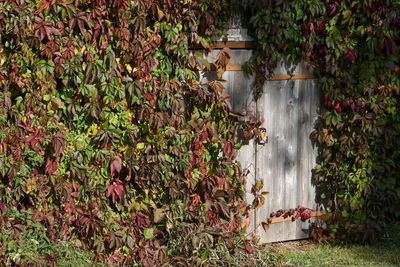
[0,0,261,265]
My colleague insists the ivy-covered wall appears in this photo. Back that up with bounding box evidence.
[1,0,400,265]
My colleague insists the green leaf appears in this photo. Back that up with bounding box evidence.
[164,154,172,163]
[144,228,154,239]
[342,210,349,218]
[136,143,145,150]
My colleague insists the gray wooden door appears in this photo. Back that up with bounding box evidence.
[207,25,319,242]
[254,62,319,243]
[203,46,320,242]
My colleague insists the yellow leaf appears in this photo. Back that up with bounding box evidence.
[217,67,225,78]
[157,7,164,20]
[125,64,133,73]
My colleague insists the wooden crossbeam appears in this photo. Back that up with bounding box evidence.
[223,65,315,79]
[212,41,254,49]
[261,211,328,231]
[191,41,254,49]
[267,73,315,80]
[225,65,243,71]
[202,65,315,79]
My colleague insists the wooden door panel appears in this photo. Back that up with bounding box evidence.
[200,45,319,242]
[255,71,319,242]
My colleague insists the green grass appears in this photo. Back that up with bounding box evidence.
[271,224,400,267]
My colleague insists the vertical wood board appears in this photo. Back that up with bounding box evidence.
[220,50,257,233]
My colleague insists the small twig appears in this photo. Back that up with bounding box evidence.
[245,223,261,238]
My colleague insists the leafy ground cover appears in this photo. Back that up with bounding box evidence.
[273,224,400,267]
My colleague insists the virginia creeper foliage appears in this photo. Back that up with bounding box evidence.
[0,0,257,265]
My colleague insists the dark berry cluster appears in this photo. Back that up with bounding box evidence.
[269,206,313,221]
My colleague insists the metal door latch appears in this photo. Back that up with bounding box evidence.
[257,128,268,145]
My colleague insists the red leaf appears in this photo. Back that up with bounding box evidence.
[107,184,114,200]
[27,129,44,150]
[138,249,145,260]
[45,157,58,175]
[45,26,51,40]
[108,253,121,264]
[115,184,124,201]
[78,19,85,35]
[218,177,227,188]
[93,26,101,41]
[17,80,24,87]
[334,100,342,114]
[113,0,128,9]
[49,27,60,36]
[53,133,65,156]
[245,244,253,254]
[107,182,125,203]
[153,229,165,238]
[223,140,233,159]
[192,194,201,205]
[72,181,79,192]
[68,18,76,30]
[36,0,50,14]
[110,156,122,176]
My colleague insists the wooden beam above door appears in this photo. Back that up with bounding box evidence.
[191,41,254,49]
[223,65,315,80]
[212,41,254,49]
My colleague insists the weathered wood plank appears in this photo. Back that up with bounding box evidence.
[284,80,299,240]
[212,41,254,49]
[294,78,319,238]
[255,79,284,242]
[273,59,314,75]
